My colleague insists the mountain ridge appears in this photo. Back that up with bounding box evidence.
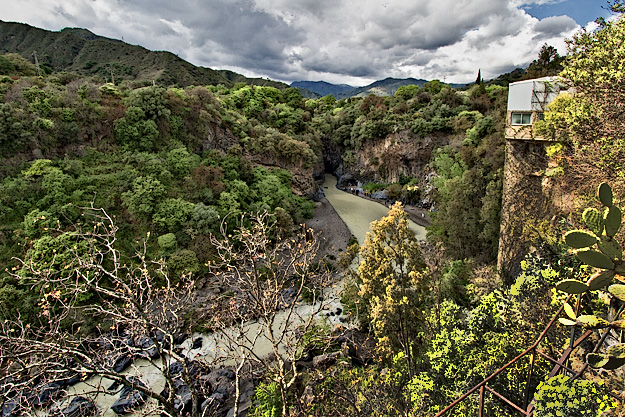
[291,77,467,98]
[0,20,287,89]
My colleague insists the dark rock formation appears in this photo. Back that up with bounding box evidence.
[111,377,147,415]
[51,396,96,417]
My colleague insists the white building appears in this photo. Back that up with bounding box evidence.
[505,76,567,140]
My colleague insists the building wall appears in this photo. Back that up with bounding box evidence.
[505,111,548,141]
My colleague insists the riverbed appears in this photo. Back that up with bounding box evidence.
[322,175,426,244]
[47,176,426,416]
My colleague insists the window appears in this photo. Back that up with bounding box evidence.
[511,112,532,125]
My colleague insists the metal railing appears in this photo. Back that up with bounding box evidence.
[434,295,618,417]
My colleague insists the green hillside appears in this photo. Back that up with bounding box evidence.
[0,20,287,88]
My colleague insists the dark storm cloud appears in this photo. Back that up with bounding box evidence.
[534,15,578,36]
[4,0,584,84]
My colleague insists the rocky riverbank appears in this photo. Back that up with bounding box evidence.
[304,197,354,257]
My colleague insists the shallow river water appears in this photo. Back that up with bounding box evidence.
[52,175,426,415]
[322,175,426,243]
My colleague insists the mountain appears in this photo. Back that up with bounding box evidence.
[340,77,429,98]
[290,81,355,97]
[292,77,467,99]
[0,21,287,89]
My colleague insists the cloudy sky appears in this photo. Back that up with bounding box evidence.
[2,0,613,86]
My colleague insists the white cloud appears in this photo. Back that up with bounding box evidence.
[2,0,584,85]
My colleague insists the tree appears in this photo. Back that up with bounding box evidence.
[523,43,563,79]
[538,16,625,194]
[122,175,166,219]
[206,213,333,416]
[352,202,428,376]
[0,206,208,416]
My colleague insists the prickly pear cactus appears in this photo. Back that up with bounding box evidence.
[557,183,625,371]
[605,206,622,237]
[558,183,623,288]
[582,207,604,236]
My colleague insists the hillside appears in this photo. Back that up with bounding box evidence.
[292,77,466,98]
[0,20,287,88]
[290,80,355,97]
[2,13,624,417]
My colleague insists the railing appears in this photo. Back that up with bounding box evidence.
[434,295,618,417]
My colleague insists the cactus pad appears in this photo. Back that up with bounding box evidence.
[564,230,598,248]
[599,356,625,370]
[583,207,604,235]
[598,238,622,260]
[555,279,589,294]
[587,353,609,368]
[576,249,615,269]
[609,284,625,301]
[599,182,613,207]
[587,270,616,290]
[604,206,622,237]
[607,343,625,358]
[576,314,609,329]
[563,302,576,319]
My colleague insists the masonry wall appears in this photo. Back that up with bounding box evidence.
[497,140,558,281]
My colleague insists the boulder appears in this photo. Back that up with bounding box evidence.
[188,360,211,380]
[1,398,19,417]
[104,350,133,373]
[134,336,159,360]
[172,379,192,413]
[112,354,133,373]
[205,368,235,394]
[200,391,226,416]
[111,377,147,415]
[312,351,341,370]
[168,361,184,375]
[28,380,69,407]
[52,396,96,417]
[160,377,193,414]
[173,333,188,345]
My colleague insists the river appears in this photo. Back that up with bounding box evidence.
[52,176,426,416]
[322,175,426,243]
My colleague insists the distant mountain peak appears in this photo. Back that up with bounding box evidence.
[291,78,466,99]
[290,81,355,97]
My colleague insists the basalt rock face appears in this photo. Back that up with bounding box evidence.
[353,132,446,183]
[200,123,239,154]
[329,130,448,186]
[197,121,317,197]
[248,150,317,197]
[322,137,344,177]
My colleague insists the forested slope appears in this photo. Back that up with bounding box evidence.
[0,20,287,88]
[2,11,625,416]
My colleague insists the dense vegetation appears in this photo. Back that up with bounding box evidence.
[2,9,625,416]
[0,72,320,324]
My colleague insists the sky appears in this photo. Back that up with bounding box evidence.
[2,0,615,86]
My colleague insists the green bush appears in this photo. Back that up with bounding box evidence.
[533,374,616,417]
[158,233,177,255]
[250,380,283,417]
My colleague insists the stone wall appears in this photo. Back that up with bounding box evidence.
[497,139,565,281]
